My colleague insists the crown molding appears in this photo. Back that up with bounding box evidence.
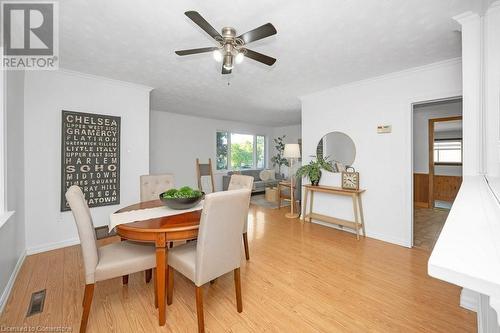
[56,68,154,92]
[453,11,480,25]
[299,58,462,101]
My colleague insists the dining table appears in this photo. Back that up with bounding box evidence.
[114,199,202,326]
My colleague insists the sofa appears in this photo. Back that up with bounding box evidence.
[222,170,283,193]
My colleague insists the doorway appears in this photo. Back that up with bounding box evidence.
[412,98,463,251]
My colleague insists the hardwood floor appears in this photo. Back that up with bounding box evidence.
[0,205,475,332]
[414,207,449,251]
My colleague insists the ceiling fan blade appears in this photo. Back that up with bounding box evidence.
[222,65,232,74]
[185,11,222,41]
[175,47,218,56]
[244,49,276,66]
[237,23,277,44]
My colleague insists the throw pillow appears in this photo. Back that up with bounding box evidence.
[259,169,271,181]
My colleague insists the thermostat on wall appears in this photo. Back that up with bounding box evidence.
[377,125,392,134]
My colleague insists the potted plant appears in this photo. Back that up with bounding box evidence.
[296,156,334,186]
[270,135,289,176]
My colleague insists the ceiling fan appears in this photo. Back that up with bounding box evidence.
[175,11,277,74]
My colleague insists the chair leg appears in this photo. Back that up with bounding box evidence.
[234,268,243,313]
[242,233,250,261]
[145,269,152,283]
[167,266,174,305]
[195,285,205,333]
[80,283,94,333]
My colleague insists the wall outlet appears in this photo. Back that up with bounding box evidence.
[377,125,392,133]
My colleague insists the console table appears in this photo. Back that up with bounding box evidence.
[302,184,366,240]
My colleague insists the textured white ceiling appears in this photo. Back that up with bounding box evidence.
[59,0,477,126]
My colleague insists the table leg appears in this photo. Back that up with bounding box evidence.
[358,194,366,237]
[155,244,167,325]
[352,194,360,240]
[309,191,314,222]
[302,188,308,221]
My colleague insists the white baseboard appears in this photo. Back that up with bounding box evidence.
[26,237,80,255]
[309,219,410,248]
[0,249,26,314]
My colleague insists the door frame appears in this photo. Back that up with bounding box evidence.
[409,94,462,248]
[427,116,463,208]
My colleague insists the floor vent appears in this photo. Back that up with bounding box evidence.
[26,289,46,317]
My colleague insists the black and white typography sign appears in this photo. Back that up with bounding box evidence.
[61,110,121,211]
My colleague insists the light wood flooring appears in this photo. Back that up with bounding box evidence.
[414,207,449,251]
[0,205,475,332]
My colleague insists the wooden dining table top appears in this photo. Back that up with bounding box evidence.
[115,199,203,233]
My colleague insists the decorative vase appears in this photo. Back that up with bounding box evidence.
[310,170,321,186]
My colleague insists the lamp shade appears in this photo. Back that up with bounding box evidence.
[283,143,301,158]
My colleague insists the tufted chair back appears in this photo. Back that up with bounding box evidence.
[140,174,175,202]
[65,185,99,284]
[227,175,254,192]
[227,175,253,233]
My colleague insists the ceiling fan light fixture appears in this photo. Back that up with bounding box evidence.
[175,11,277,75]
[213,49,223,62]
[223,54,234,70]
[235,52,244,64]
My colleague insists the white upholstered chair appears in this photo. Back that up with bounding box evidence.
[140,174,177,250]
[166,189,251,333]
[65,186,157,333]
[140,174,175,202]
[227,174,254,260]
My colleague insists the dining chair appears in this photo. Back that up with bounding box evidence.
[140,174,175,202]
[166,189,251,333]
[140,173,176,252]
[65,185,157,333]
[227,174,254,260]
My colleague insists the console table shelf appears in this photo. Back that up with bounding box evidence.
[302,184,366,240]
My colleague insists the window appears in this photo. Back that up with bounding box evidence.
[434,139,462,165]
[216,131,266,170]
[216,131,228,170]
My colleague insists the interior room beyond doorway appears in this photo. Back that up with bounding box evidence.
[413,98,463,251]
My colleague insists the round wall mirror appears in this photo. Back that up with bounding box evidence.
[316,132,356,172]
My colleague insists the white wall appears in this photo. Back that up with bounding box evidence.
[0,71,26,311]
[413,101,462,177]
[271,124,301,177]
[301,59,462,247]
[149,111,275,191]
[23,70,151,253]
[484,3,500,177]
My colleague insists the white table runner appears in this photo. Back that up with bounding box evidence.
[109,201,204,231]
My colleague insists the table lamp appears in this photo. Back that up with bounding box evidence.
[283,143,301,218]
